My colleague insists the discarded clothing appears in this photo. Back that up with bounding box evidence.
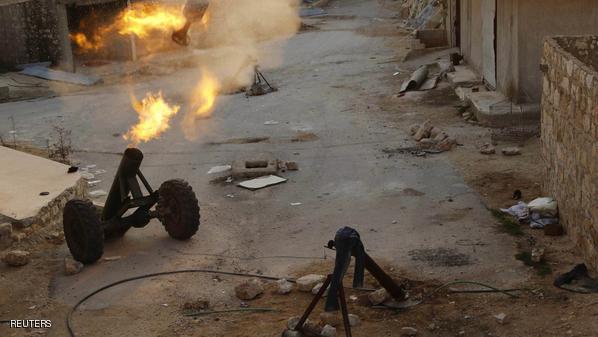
[554,264,598,294]
[529,212,559,229]
[324,227,365,312]
[500,201,529,223]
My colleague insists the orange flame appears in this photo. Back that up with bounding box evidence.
[182,70,221,139]
[115,3,185,38]
[69,32,104,52]
[70,3,186,52]
[124,92,180,145]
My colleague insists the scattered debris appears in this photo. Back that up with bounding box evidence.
[276,279,294,295]
[287,316,310,330]
[348,314,361,327]
[103,256,122,262]
[290,202,302,206]
[80,172,95,180]
[494,313,507,324]
[409,120,457,152]
[2,250,30,267]
[20,66,103,86]
[87,180,102,187]
[319,311,341,327]
[400,65,438,93]
[501,147,522,156]
[531,247,545,263]
[296,274,326,292]
[401,327,418,336]
[500,201,529,223]
[0,222,12,247]
[238,175,287,190]
[64,257,84,275]
[321,324,337,337]
[234,278,264,300]
[264,120,279,125]
[284,161,299,171]
[311,282,328,296]
[89,190,108,198]
[368,288,390,305]
[554,264,598,293]
[479,143,496,155]
[207,165,232,175]
[182,299,211,311]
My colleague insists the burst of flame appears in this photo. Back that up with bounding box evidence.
[115,3,186,38]
[192,70,220,117]
[69,32,103,52]
[70,3,186,51]
[124,91,180,145]
[182,70,221,139]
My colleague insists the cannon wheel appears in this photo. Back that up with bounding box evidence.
[157,179,200,240]
[63,199,104,264]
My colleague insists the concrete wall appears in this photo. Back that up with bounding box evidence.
[541,36,598,271]
[517,0,598,103]
[456,0,598,105]
[0,0,62,68]
[459,0,483,74]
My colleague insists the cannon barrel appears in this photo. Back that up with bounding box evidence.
[102,147,144,221]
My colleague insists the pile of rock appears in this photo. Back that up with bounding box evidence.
[410,120,457,152]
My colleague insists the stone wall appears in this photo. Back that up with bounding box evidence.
[541,36,598,271]
[0,0,62,68]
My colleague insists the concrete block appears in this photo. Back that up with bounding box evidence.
[231,154,278,179]
[447,65,482,87]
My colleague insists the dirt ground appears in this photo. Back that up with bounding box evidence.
[2,1,598,337]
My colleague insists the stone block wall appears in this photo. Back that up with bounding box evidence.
[541,36,598,271]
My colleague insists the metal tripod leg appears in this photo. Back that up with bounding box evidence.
[296,275,332,332]
[338,285,353,337]
[294,274,352,337]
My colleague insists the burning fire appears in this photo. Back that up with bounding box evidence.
[69,32,104,52]
[182,70,221,139]
[124,92,180,145]
[115,3,186,38]
[191,70,220,117]
[70,3,186,50]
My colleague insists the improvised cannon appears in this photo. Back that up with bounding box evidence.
[63,148,200,264]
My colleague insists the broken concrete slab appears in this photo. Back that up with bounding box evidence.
[0,146,85,225]
[207,165,232,175]
[447,65,482,87]
[238,175,287,190]
[465,90,540,127]
[20,66,103,86]
[234,279,264,300]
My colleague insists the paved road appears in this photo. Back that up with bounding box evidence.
[0,0,525,333]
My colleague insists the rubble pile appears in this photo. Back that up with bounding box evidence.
[409,120,457,152]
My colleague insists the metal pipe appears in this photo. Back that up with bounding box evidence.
[102,148,144,221]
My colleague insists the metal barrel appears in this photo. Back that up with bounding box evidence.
[101,148,144,221]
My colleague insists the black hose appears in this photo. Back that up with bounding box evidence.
[66,269,294,337]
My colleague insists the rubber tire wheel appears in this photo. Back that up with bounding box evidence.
[63,199,104,264]
[157,179,200,240]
